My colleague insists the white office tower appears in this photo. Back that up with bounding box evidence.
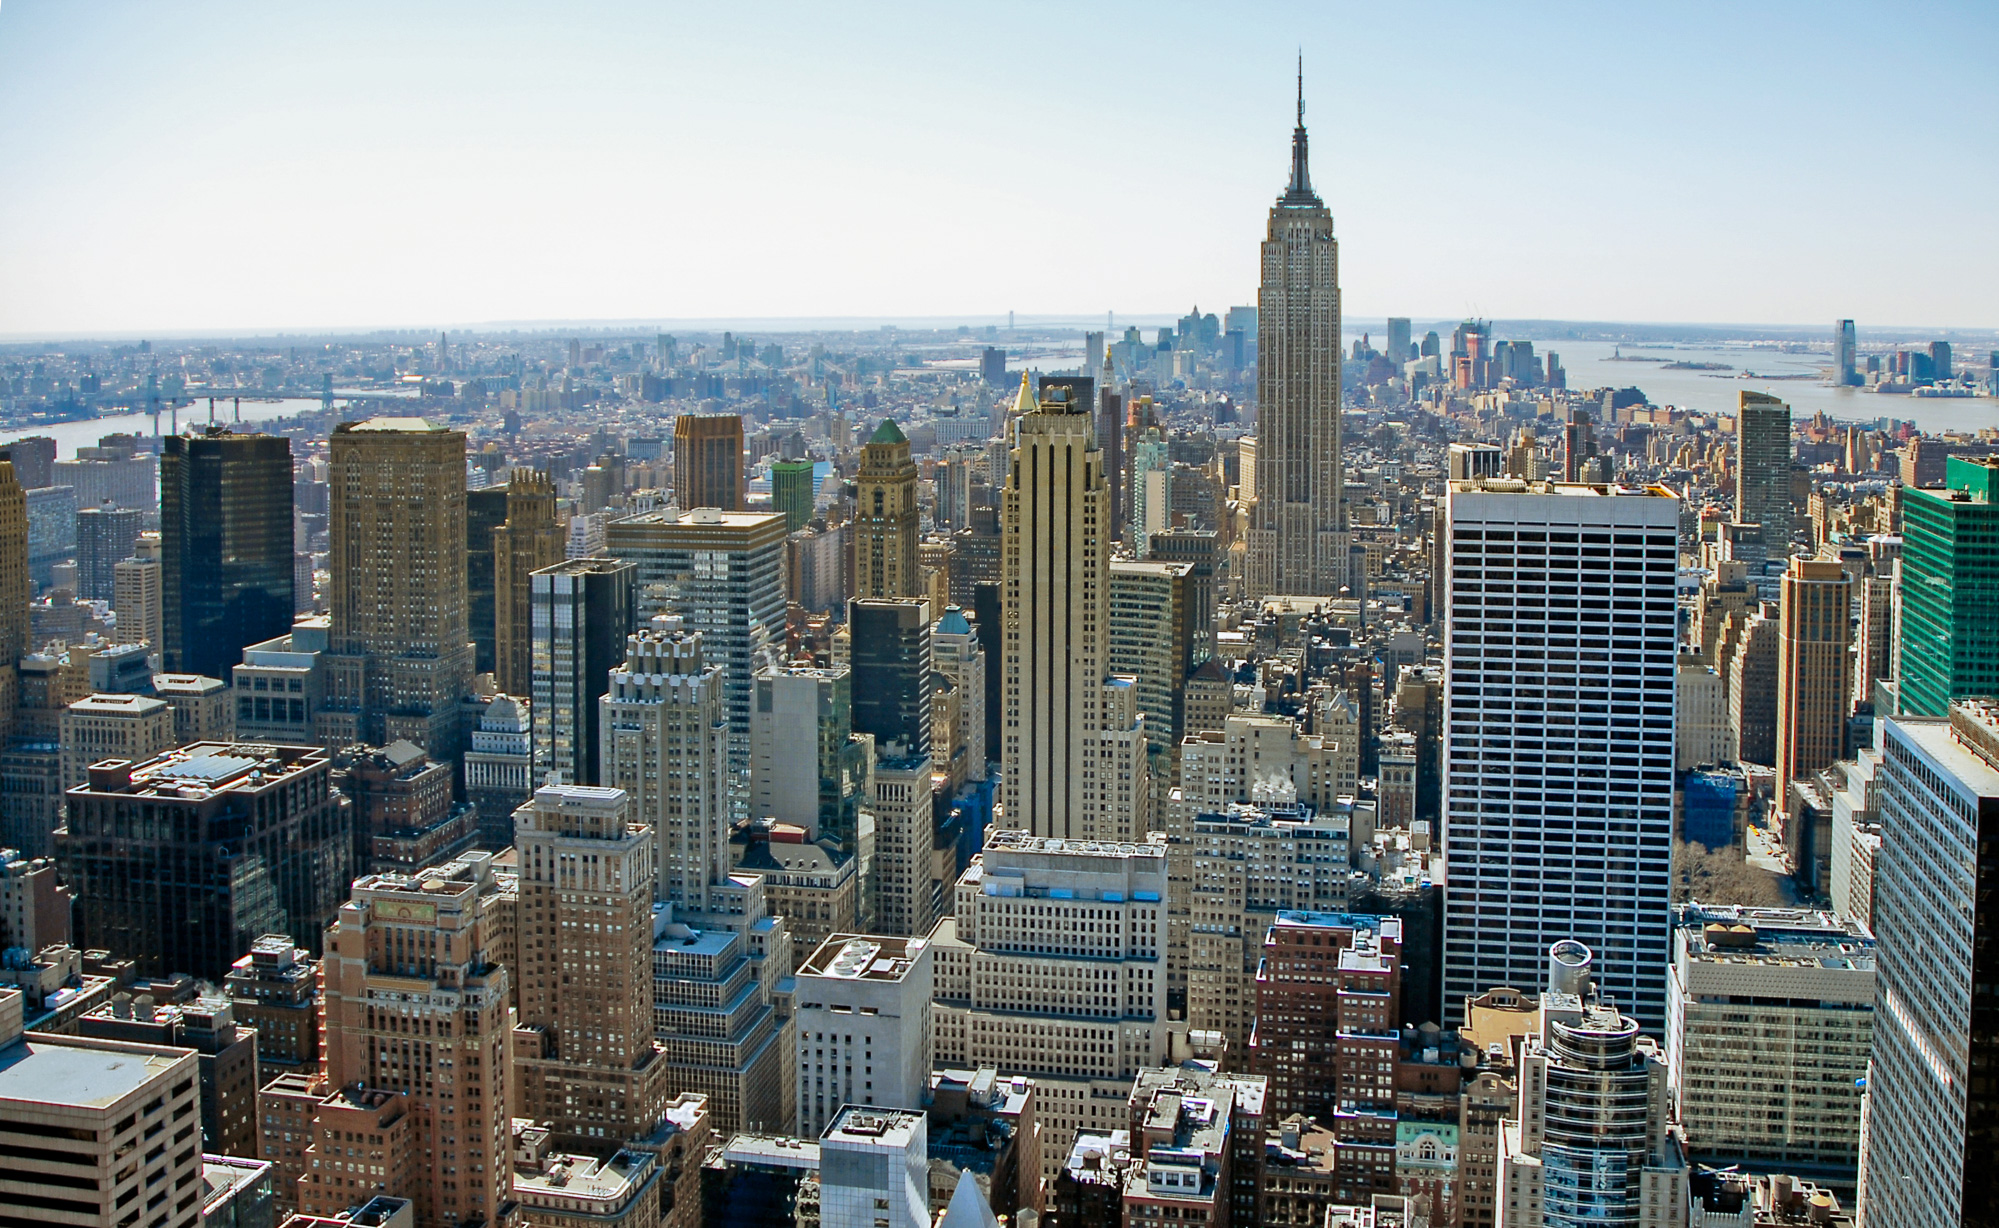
[1002,381,1151,841]
[601,619,732,915]
[1442,479,1680,1033]
[931,606,986,782]
[794,933,935,1137]
[1497,942,1687,1228]
[819,1107,931,1228]
[931,829,1170,1185]
[1857,703,1999,1228]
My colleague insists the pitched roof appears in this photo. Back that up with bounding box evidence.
[869,418,907,445]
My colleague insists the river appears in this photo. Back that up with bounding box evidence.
[0,392,410,460]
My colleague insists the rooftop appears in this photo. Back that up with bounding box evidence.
[79,742,327,800]
[798,934,926,982]
[822,1106,925,1150]
[0,1033,191,1110]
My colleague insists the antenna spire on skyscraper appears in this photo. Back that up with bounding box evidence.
[1283,51,1318,205]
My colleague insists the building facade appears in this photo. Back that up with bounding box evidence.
[1442,479,1680,1034]
[160,429,295,680]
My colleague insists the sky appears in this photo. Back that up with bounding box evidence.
[0,0,1994,338]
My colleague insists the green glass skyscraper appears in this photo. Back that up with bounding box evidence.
[770,458,815,532]
[1899,455,1999,716]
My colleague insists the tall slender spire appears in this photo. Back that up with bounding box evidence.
[1283,52,1319,206]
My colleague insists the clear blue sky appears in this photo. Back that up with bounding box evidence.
[1,0,1993,336]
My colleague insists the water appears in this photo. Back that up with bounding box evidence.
[1544,340,1997,436]
[0,393,404,460]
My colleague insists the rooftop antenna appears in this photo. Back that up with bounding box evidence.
[1298,49,1305,126]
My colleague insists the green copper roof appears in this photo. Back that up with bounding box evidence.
[869,418,906,445]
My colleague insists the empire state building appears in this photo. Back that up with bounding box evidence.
[1245,72,1343,599]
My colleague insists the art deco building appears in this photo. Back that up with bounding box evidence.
[464,694,535,851]
[1442,478,1680,1034]
[317,852,516,1228]
[491,469,566,697]
[1002,380,1151,841]
[512,784,671,1147]
[931,606,987,784]
[855,419,920,600]
[58,742,351,980]
[324,418,474,759]
[531,557,635,787]
[1775,557,1852,795]
[931,830,1171,1184]
[672,413,745,511]
[160,429,295,679]
[1245,76,1344,599]
[605,506,786,773]
[601,621,730,914]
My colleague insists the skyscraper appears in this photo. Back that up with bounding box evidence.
[855,420,920,600]
[1441,478,1680,1033]
[1385,316,1412,364]
[1858,702,1999,1227]
[160,429,294,680]
[1775,557,1853,796]
[1002,382,1150,841]
[512,784,670,1146]
[849,598,933,759]
[605,506,786,774]
[672,412,745,510]
[1245,70,1343,599]
[324,417,472,758]
[464,484,509,677]
[74,503,142,603]
[750,665,869,851]
[600,621,730,914]
[492,468,565,698]
[1896,455,1999,716]
[319,852,515,1228]
[1835,319,1859,385]
[58,742,351,980]
[1107,560,1197,768]
[530,557,635,787]
[770,457,816,532]
[1496,943,1687,1228]
[113,533,162,661]
[0,454,29,735]
[1733,390,1793,568]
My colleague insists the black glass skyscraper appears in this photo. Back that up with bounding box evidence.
[161,429,295,679]
[848,597,932,758]
[466,485,509,676]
